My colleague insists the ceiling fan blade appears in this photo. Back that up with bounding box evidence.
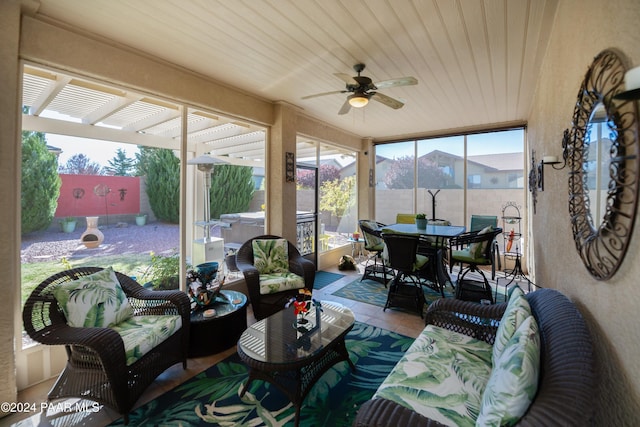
[371,92,405,109]
[334,73,358,85]
[374,76,418,89]
[338,99,352,115]
[301,90,345,100]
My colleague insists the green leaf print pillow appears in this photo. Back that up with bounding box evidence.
[493,285,531,363]
[477,315,541,426]
[252,238,289,274]
[53,267,133,328]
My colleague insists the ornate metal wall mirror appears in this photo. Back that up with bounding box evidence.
[567,49,640,280]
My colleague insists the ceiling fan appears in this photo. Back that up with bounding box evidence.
[302,63,418,115]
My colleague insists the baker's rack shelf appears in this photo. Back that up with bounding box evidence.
[498,202,534,296]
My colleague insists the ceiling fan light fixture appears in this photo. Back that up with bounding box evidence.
[348,93,369,108]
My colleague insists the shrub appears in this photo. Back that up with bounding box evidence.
[21,131,61,234]
[139,252,187,290]
[210,164,254,219]
[384,156,452,189]
[145,148,180,223]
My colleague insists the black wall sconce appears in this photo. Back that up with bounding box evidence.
[538,128,570,192]
[285,152,295,183]
[614,65,640,101]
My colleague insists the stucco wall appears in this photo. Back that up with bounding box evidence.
[55,174,142,218]
[528,0,640,422]
[0,0,21,413]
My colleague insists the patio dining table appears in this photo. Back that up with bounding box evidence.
[378,223,466,294]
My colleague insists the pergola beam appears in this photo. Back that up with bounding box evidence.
[22,114,176,149]
[29,75,72,116]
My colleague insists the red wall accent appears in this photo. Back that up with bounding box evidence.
[55,174,141,217]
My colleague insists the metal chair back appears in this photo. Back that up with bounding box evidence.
[381,232,420,273]
[395,213,416,224]
[470,215,498,232]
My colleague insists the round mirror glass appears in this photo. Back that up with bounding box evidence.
[584,102,615,228]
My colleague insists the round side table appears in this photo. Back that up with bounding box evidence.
[348,237,365,263]
[188,289,247,357]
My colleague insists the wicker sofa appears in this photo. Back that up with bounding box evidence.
[353,288,595,426]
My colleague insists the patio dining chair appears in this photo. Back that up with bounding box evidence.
[381,231,432,317]
[470,214,498,232]
[449,226,503,303]
[395,213,416,224]
[448,214,500,273]
[358,220,393,285]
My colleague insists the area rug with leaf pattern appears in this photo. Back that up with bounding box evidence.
[331,278,450,308]
[332,273,506,308]
[108,322,413,426]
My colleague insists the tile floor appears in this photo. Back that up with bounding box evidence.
[4,265,447,427]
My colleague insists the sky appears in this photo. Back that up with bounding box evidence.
[43,123,522,168]
[375,128,524,159]
[46,133,140,168]
[38,109,140,168]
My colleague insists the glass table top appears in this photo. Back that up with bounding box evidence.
[238,301,355,365]
[382,223,466,237]
[190,290,247,322]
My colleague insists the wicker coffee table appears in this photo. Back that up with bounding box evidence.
[237,300,355,426]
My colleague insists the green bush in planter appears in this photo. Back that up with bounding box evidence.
[60,217,77,233]
[140,252,189,290]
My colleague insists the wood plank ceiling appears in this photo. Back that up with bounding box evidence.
[27,0,558,156]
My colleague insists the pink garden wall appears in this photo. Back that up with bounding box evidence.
[54,174,141,218]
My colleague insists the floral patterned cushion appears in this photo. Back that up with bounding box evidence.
[110,314,183,366]
[258,272,305,295]
[476,315,540,426]
[374,325,493,427]
[493,286,531,363]
[52,267,133,328]
[252,238,289,274]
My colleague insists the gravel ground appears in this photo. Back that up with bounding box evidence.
[21,222,180,263]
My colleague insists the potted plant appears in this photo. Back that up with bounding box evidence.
[415,213,428,229]
[60,216,77,233]
[135,213,147,226]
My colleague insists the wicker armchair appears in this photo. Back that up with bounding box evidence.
[236,235,315,320]
[22,267,191,424]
